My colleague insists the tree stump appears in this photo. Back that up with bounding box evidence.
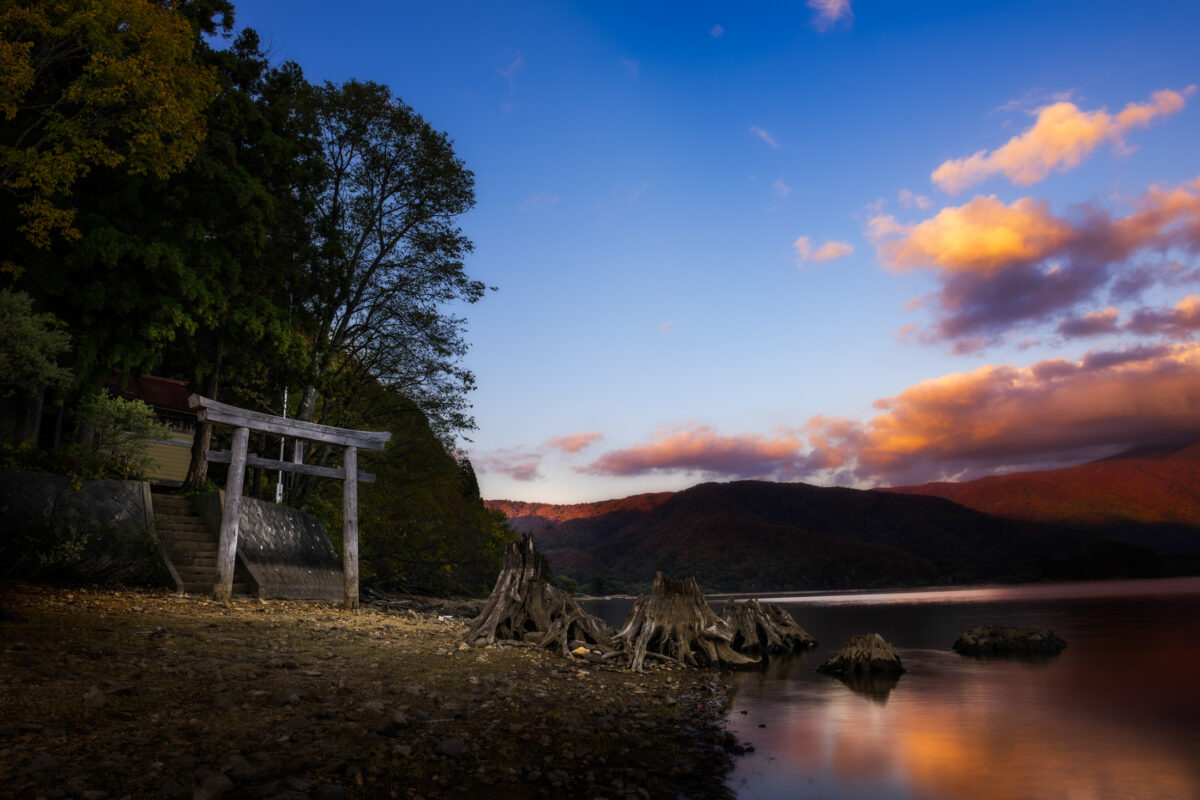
[817,633,905,676]
[464,534,618,658]
[615,573,759,671]
[721,598,817,654]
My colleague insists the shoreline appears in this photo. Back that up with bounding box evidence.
[0,584,739,799]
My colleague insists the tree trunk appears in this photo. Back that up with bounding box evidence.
[615,573,758,672]
[464,534,618,659]
[184,353,221,490]
[721,598,817,655]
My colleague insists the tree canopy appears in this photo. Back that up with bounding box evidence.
[0,0,220,256]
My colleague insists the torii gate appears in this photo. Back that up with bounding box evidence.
[188,395,391,609]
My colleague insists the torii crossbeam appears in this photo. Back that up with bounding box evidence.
[188,395,391,608]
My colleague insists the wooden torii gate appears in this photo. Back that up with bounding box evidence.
[188,395,391,609]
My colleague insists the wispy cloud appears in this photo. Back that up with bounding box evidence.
[520,193,559,212]
[583,425,806,479]
[898,189,931,210]
[658,320,674,333]
[808,0,853,31]
[933,87,1196,193]
[620,58,639,79]
[750,125,779,148]
[794,235,855,264]
[497,53,524,91]
[772,177,791,197]
[710,24,725,38]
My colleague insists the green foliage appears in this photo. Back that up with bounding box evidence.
[77,391,173,468]
[0,0,220,253]
[0,288,72,396]
[304,383,514,596]
[293,78,486,440]
[1,515,167,585]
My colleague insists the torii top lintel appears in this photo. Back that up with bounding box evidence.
[187,394,391,451]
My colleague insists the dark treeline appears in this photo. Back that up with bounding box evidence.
[0,0,512,595]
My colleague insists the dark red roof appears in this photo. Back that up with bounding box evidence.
[103,374,194,415]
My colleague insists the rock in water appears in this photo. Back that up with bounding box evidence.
[952,625,1067,656]
[817,633,905,676]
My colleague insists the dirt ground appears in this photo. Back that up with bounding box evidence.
[0,584,741,800]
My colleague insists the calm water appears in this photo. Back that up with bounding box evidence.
[585,577,1200,800]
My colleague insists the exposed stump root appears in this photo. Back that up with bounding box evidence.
[464,534,618,659]
[953,625,1067,657]
[721,598,817,654]
[616,572,759,672]
[818,633,906,676]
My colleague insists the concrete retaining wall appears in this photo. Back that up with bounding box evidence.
[0,469,153,534]
[191,491,343,602]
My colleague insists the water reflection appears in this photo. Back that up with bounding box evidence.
[716,577,1200,800]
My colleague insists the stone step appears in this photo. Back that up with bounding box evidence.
[166,540,215,553]
[160,522,209,533]
[175,556,217,568]
[156,513,206,526]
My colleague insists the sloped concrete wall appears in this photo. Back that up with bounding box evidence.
[191,491,343,602]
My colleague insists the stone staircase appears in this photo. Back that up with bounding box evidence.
[152,492,249,596]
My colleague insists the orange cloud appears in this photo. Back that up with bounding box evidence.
[873,196,1073,274]
[584,344,1200,486]
[932,87,1195,193]
[473,448,544,482]
[850,342,1200,483]
[546,432,602,453]
[870,177,1200,345]
[794,236,855,264]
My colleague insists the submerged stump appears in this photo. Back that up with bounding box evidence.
[721,598,816,654]
[615,572,759,672]
[817,633,906,676]
[952,625,1067,657]
[464,534,617,659]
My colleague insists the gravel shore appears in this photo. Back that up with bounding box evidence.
[0,584,739,800]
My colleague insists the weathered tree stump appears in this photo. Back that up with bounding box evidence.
[817,633,905,676]
[464,534,617,658]
[952,625,1067,657]
[721,598,817,654]
[615,573,759,672]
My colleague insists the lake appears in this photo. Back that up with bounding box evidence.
[586,577,1200,799]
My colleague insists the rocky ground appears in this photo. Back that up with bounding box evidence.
[0,584,741,800]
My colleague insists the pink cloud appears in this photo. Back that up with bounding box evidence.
[583,426,807,479]
[808,0,852,31]
[1056,307,1121,338]
[473,448,544,482]
[933,87,1195,193]
[1125,295,1200,339]
[546,432,602,453]
[794,236,855,264]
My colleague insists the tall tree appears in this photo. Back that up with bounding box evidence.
[0,0,219,257]
[296,80,487,441]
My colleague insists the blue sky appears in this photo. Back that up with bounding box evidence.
[232,1,1200,503]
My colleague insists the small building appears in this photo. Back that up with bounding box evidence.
[103,375,196,485]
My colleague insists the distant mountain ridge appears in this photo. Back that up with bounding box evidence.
[485,442,1200,593]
